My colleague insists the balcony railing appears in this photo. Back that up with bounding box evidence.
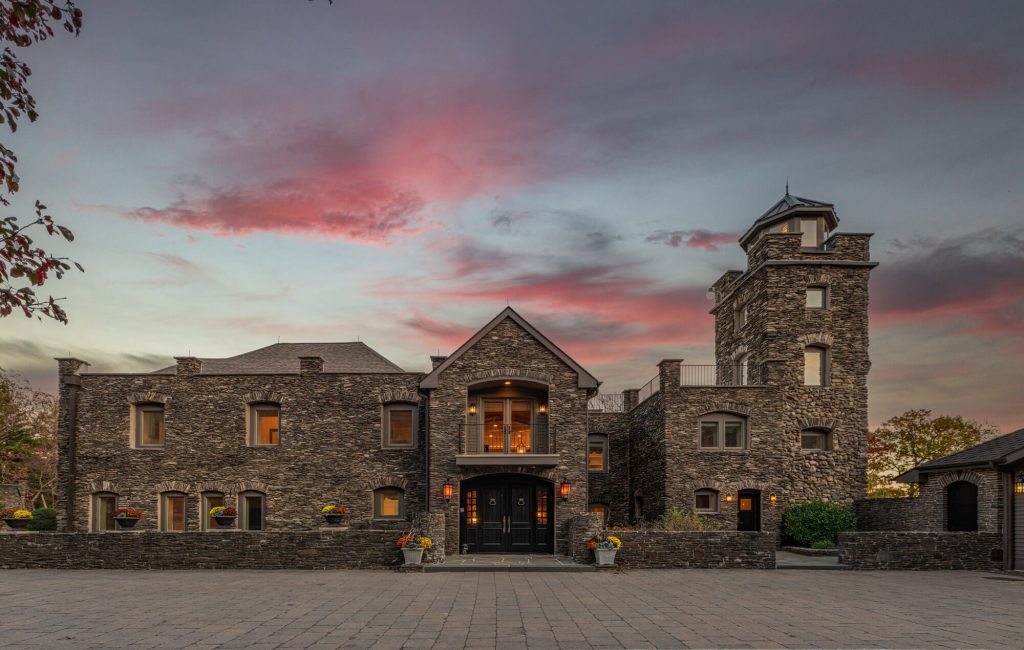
[588,393,625,412]
[459,423,556,455]
[679,363,764,386]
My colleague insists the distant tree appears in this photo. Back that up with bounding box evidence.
[1,1,83,323]
[0,368,57,507]
[867,409,998,498]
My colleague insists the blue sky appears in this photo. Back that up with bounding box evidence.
[2,0,1023,429]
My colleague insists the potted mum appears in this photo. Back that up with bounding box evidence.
[209,506,237,528]
[113,507,143,529]
[321,504,348,527]
[397,531,433,565]
[1,509,33,530]
[587,533,622,566]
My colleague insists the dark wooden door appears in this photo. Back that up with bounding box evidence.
[1014,479,1024,570]
[507,483,534,552]
[737,489,761,531]
[477,484,506,552]
[947,481,978,532]
[460,475,554,553]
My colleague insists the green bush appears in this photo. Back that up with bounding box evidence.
[810,540,836,550]
[27,508,57,531]
[656,509,723,531]
[782,501,854,547]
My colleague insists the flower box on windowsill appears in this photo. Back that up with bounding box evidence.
[2,517,31,531]
[114,517,140,530]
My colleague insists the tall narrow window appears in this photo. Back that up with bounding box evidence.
[92,493,118,532]
[804,346,827,386]
[536,489,549,526]
[806,286,826,309]
[465,489,478,525]
[800,218,819,247]
[734,302,748,329]
[695,489,719,513]
[240,491,265,530]
[249,403,280,446]
[588,434,608,472]
[373,488,404,520]
[161,493,186,532]
[135,403,165,447]
[202,492,225,531]
[736,354,751,385]
[383,404,416,448]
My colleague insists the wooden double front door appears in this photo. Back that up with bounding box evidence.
[460,475,553,553]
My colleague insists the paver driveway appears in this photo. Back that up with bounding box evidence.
[3,569,1022,649]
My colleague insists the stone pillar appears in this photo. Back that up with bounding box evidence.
[413,511,446,563]
[568,512,602,562]
[658,359,683,391]
[54,357,87,532]
[622,389,640,411]
[174,356,202,376]
[299,356,324,375]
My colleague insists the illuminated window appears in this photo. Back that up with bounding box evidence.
[698,414,747,450]
[806,286,827,309]
[800,218,820,247]
[536,489,549,526]
[589,503,608,525]
[240,491,265,530]
[160,492,186,532]
[373,488,404,520]
[248,403,280,446]
[134,403,164,447]
[588,435,608,472]
[92,493,118,532]
[801,429,831,451]
[695,489,719,513]
[201,492,224,531]
[383,404,416,448]
[804,346,828,386]
[465,490,478,526]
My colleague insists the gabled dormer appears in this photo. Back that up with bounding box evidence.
[738,192,839,251]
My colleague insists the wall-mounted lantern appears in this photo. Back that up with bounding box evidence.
[467,404,477,415]
[559,478,571,500]
[769,494,778,506]
[724,494,735,504]
[503,380,512,386]
[442,478,454,503]
[1015,472,1024,494]
[538,404,548,414]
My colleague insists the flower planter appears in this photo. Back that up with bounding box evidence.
[322,513,345,527]
[594,548,617,566]
[114,517,140,530]
[3,517,31,531]
[402,547,425,565]
[213,515,236,529]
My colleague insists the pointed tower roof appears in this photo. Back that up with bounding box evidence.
[738,192,839,250]
[419,307,599,389]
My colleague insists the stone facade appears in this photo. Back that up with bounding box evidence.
[854,498,924,531]
[587,411,630,525]
[610,531,776,569]
[839,531,1004,570]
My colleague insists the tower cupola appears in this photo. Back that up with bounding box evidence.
[738,192,839,251]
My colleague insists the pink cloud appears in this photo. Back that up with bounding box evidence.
[645,229,738,251]
[858,51,1009,99]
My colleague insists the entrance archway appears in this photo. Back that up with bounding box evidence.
[460,473,554,553]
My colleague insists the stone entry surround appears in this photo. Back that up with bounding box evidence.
[1,569,1022,648]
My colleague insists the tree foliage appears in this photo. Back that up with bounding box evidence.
[867,409,998,498]
[0,368,57,508]
[1,0,83,323]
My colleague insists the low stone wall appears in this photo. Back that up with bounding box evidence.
[604,531,775,569]
[854,498,923,531]
[0,530,418,570]
[838,531,1004,570]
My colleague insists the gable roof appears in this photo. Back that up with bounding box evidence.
[738,192,838,249]
[152,342,405,375]
[896,426,1024,482]
[419,307,599,390]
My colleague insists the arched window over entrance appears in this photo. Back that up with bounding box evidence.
[946,481,978,532]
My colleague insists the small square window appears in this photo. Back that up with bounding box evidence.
[383,405,416,448]
[700,422,719,448]
[695,490,718,513]
[374,488,404,519]
[249,404,280,446]
[806,287,826,309]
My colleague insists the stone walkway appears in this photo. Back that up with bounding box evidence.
[425,553,593,572]
[774,550,842,569]
[2,569,1023,648]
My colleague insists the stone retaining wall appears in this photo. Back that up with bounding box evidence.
[602,530,775,568]
[0,530,419,570]
[838,531,1004,570]
[854,497,924,531]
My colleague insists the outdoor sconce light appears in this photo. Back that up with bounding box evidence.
[442,478,454,503]
[467,404,477,415]
[1015,472,1024,494]
[559,478,571,500]
[503,380,512,386]
[769,494,778,506]
[724,494,735,504]
[538,404,548,414]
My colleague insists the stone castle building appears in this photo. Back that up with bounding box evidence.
[55,193,876,556]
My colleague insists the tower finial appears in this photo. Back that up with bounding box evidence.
[785,177,789,195]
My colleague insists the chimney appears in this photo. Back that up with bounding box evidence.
[174,356,202,376]
[430,355,448,370]
[658,359,683,390]
[55,357,88,378]
[299,356,325,375]
[622,389,640,411]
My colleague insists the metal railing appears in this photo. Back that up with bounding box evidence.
[637,375,659,405]
[459,423,555,455]
[679,363,764,386]
[588,393,625,412]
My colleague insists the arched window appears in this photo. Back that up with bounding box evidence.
[91,492,118,532]
[239,490,266,530]
[800,428,832,451]
[946,481,978,532]
[588,434,608,472]
[373,487,405,520]
[160,492,187,532]
[248,403,280,447]
[132,402,165,448]
[699,413,748,450]
[803,346,828,386]
[695,489,719,513]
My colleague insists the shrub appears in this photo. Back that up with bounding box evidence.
[782,501,855,547]
[811,540,836,550]
[657,509,723,531]
[27,508,57,531]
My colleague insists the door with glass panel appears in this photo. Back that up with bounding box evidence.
[737,489,761,531]
[481,399,532,454]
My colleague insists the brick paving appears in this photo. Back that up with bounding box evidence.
[2,569,1022,649]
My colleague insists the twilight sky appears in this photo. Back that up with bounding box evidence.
[1,1,1023,430]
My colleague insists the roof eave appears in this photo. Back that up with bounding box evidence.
[738,206,839,249]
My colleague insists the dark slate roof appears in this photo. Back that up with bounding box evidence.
[916,427,1024,471]
[754,193,833,225]
[153,342,406,375]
